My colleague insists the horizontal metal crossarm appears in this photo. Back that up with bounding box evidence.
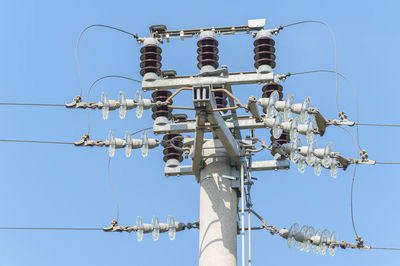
[164,160,290,177]
[154,115,266,134]
[150,19,266,40]
[142,71,274,91]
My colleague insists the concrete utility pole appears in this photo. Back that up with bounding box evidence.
[199,139,237,266]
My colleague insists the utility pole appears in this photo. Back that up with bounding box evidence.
[199,139,237,266]
[71,18,375,265]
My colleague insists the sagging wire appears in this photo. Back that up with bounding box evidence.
[274,20,339,114]
[338,125,362,244]
[75,24,137,98]
[106,127,153,224]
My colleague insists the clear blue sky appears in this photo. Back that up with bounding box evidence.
[0,0,399,265]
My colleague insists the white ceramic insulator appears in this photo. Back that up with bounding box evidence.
[257,98,269,109]
[264,117,274,128]
[126,99,137,110]
[115,138,126,148]
[131,139,142,149]
[299,146,309,156]
[148,139,159,149]
[297,124,308,134]
[108,100,120,110]
[274,101,285,111]
[314,148,325,158]
[281,121,291,131]
[291,103,302,114]
[143,99,152,110]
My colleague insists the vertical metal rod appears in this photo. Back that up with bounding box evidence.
[240,164,246,266]
[248,168,252,266]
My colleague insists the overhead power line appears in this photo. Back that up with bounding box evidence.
[0,227,102,231]
[0,102,65,107]
[76,24,136,98]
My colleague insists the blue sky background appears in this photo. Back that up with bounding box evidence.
[0,0,399,265]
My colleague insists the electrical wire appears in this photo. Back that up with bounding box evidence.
[280,20,339,113]
[356,123,400,127]
[289,69,361,150]
[375,162,400,165]
[0,103,65,107]
[370,247,400,251]
[0,139,74,145]
[0,227,102,231]
[75,24,136,97]
[85,75,141,135]
[106,127,152,223]
[338,126,359,238]
[130,127,153,136]
[107,157,119,223]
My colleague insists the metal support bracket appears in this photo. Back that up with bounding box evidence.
[164,159,290,177]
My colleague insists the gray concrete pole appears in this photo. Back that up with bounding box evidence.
[199,139,237,266]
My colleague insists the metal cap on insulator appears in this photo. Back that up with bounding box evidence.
[253,30,276,74]
[140,38,162,81]
[197,31,219,74]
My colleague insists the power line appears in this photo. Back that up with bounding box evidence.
[370,247,400,251]
[375,162,400,165]
[338,126,360,238]
[356,123,400,127]
[0,227,102,231]
[75,24,136,97]
[0,139,74,145]
[0,103,64,107]
[280,20,339,113]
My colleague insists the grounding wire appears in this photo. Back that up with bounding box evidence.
[76,24,136,98]
[86,75,141,135]
[288,69,361,151]
[279,20,339,113]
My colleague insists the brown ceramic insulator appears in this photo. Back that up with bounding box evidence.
[261,83,283,100]
[140,45,162,77]
[213,90,228,113]
[253,37,276,69]
[197,37,219,70]
[271,131,290,145]
[162,134,183,163]
[151,90,172,120]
